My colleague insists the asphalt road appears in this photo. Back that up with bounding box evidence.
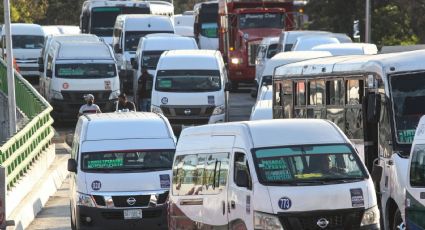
[26,86,256,230]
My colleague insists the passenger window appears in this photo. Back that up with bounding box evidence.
[295,80,306,106]
[327,79,344,105]
[234,152,252,189]
[308,80,325,105]
[46,55,53,75]
[274,82,282,106]
[256,45,266,59]
[175,154,198,196]
[346,79,364,105]
[266,44,278,59]
[283,80,293,118]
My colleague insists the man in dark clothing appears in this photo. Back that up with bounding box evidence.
[116,93,136,112]
[138,67,153,112]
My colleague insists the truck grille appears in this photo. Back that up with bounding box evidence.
[248,41,260,66]
[279,208,364,230]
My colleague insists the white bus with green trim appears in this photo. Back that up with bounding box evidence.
[272,50,425,230]
[406,115,425,229]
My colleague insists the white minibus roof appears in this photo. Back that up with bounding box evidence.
[2,23,45,36]
[52,34,100,42]
[178,119,347,150]
[261,51,332,77]
[57,41,113,60]
[158,50,220,70]
[119,15,174,31]
[143,36,198,51]
[312,43,378,55]
[292,35,340,51]
[83,112,173,140]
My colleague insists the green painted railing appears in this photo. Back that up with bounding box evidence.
[0,59,54,190]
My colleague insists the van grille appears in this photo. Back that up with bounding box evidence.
[279,208,364,230]
[112,195,150,207]
[248,41,260,66]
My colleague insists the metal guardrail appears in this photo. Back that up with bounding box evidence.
[0,59,54,190]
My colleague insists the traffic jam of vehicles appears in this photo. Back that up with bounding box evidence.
[4,0,425,229]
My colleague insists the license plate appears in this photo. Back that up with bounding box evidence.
[124,209,143,219]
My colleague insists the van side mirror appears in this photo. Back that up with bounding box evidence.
[225,82,232,91]
[366,93,381,123]
[46,69,52,78]
[131,58,138,70]
[68,159,77,173]
[38,58,44,73]
[114,44,122,53]
[371,159,383,190]
[235,169,250,188]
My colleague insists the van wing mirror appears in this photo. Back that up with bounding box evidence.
[38,58,44,73]
[67,159,77,173]
[225,82,232,92]
[371,159,383,189]
[131,58,138,70]
[46,69,52,78]
[235,169,250,188]
[366,93,381,123]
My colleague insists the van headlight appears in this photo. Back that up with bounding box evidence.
[361,206,380,227]
[212,105,225,115]
[231,58,242,65]
[254,211,284,230]
[76,192,96,207]
[51,90,63,100]
[109,90,120,100]
[151,105,163,114]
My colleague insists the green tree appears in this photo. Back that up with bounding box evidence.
[38,0,85,25]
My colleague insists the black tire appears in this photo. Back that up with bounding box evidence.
[392,208,404,230]
[70,203,76,230]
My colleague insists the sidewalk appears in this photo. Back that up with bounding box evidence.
[26,177,71,230]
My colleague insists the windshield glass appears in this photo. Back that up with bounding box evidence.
[12,35,44,49]
[200,23,218,38]
[91,7,150,36]
[239,13,284,29]
[156,70,221,92]
[253,144,367,185]
[410,144,425,187]
[81,150,175,172]
[55,63,116,79]
[142,50,164,69]
[391,73,425,144]
[261,75,272,86]
[125,31,173,51]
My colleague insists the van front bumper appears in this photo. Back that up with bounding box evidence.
[75,205,168,230]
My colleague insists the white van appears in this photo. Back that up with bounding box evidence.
[254,36,279,84]
[112,15,175,92]
[152,50,229,133]
[1,23,45,79]
[132,34,198,104]
[169,119,380,229]
[292,35,340,51]
[278,30,352,52]
[68,112,176,230]
[312,43,378,55]
[250,85,272,121]
[39,40,120,120]
[252,51,332,98]
[406,115,425,229]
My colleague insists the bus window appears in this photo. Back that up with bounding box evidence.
[346,79,364,105]
[327,79,344,105]
[294,80,306,118]
[308,80,325,105]
[345,79,364,139]
[283,80,293,118]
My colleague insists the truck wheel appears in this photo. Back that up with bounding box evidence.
[392,208,404,230]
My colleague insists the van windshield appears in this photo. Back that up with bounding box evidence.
[410,144,425,187]
[55,63,116,79]
[142,50,164,69]
[155,70,221,92]
[125,31,173,52]
[253,144,367,186]
[81,150,175,172]
[391,72,425,144]
[12,35,44,49]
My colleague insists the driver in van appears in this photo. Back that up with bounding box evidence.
[308,155,347,174]
[78,94,102,117]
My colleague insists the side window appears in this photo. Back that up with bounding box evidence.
[346,79,364,105]
[256,45,266,59]
[176,154,198,196]
[308,80,325,105]
[326,79,344,105]
[266,44,278,59]
[294,80,306,106]
[282,80,293,118]
[234,152,252,190]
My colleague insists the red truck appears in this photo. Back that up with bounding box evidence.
[218,0,294,89]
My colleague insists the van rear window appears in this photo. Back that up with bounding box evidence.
[81,150,175,172]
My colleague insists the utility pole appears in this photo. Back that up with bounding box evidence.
[3,0,17,136]
[365,0,371,43]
